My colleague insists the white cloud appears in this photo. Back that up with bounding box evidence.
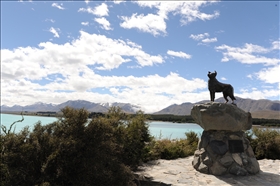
[94,17,112,30]
[78,7,95,15]
[201,37,217,43]
[52,3,64,10]
[190,33,217,45]
[189,33,209,40]
[1,31,163,79]
[175,2,220,25]
[81,22,89,26]
[126,40,142,49]
[49,27,59,38]
[167,50,191,59]
[93,3,109,17]
[256,65,280,84]
[215,42,280,65]
[120,2,219,36]
[247,74,253,80]
[216,40,280,91]
[1,69,208,113]
[220,77,227,81]
[78,3,108,17]
[271,40,280,50]
[1,31,210,112]
[120,13,166,36]
[237,88,279,100]
[114,0,125,4]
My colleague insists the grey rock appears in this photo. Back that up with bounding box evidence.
[192,153,200,170]
[232,153,243,166]
[198,162,209,174]
[245,157,260,174]
[191,102,252,131]
[229,164,248,176]
[246,146,255,158]
[198,132,210,149]
[210,161,228,175]
[242,158,248,166]
[219,153,234,167]
[202,156,212,166]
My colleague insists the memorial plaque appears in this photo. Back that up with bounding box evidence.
[228,140,244,153]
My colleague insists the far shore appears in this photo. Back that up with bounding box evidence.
[2,111,280,128]
[1,111,61,118]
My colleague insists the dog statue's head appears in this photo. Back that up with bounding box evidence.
[208,71,217,79]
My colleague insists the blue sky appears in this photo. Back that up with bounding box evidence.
[1,1,279,113]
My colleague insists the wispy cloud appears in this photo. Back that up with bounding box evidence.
[81,21,89,26]
[216,40,280,88]
[167,50,191,59]
[220,77,227,81]
[201,37,217,43]
[94,17,112,30]
[120,2,219,36]
[49,27,60,38]
[120,13,166,36]
[215,41,280,65]
[114,0,125,4]
[189,33,209,40]
[78,3,108,17]
[52,3,64,10]
[190,33,217,45]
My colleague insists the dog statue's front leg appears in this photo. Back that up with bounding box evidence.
[210,91,215,102]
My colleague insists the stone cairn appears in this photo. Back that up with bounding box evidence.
[191,102,260,176]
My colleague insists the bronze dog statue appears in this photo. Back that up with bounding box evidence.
[208,71,236,104]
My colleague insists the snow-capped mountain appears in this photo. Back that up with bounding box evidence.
[99,102,142,113]
[1,100,142,113]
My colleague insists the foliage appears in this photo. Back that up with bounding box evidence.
[246,127,280,160]
[252,118,280,127]
[144,131,199,161]
[146,114,195,123]
[1,106,151,186]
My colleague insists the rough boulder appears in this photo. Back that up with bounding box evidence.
[191,102,252,132]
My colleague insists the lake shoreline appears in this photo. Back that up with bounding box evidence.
[2,112,279,127]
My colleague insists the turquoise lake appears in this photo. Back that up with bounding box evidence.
[1,113,203,139]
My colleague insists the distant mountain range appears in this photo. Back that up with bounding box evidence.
[154,97,280,119]
[0,100,142,114]
[1,97,279,119]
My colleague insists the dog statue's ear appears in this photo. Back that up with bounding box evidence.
[214,71,217,75]
[208,71,211,74]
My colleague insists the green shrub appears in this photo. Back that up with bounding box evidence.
[144,131,199,160]
[246,127,280,160]
[1,106,152,186]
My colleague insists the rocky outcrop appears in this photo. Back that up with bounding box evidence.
[191,102,259,176]
[191,102,252,131]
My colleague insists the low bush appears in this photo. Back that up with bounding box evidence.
[144,131,199,161]
[246,127,280,160]
[1,107,151,186]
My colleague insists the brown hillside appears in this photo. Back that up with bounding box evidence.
[251,110,280,119]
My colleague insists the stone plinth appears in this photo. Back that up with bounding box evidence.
[191,103,260,176]
[191,102,252,131]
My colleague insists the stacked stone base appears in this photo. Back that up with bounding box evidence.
[192,130,260,176]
